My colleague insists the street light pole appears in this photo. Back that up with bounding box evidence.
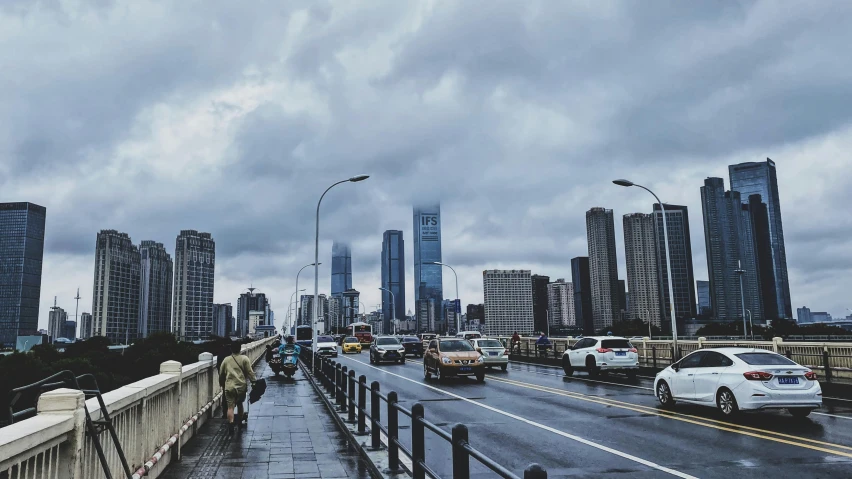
[379,287,396,335]
[295,263,318,332]
[287,289,305,335]
[746,309,754,341]
[735,261,748,341]
[613,179,679,357]
[427,262,460,334]
[313,175,369,375]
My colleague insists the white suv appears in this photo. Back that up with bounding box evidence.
[562,336,639,379]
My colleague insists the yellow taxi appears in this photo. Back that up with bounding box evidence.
[342,336,362,354]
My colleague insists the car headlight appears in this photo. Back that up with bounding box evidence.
[476,356,485,363]
[441,356,452,364]
[398,348,405,353]
[377,348,386,353]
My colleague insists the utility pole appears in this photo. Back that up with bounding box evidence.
[74,288,81,340]
[50,296,59,343]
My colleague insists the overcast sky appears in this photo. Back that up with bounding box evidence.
[3,1,852,330]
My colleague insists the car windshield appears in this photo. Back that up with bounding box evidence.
[735,352,797,366]
[478,340,503,348]
[440,340,475,352]
[601,339,632,349]
[317,336,334,343]
[376,338,400,346]
[402,337,420,343]
[343,337,359,343]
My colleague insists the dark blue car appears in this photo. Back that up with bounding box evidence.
[401,336,424,358]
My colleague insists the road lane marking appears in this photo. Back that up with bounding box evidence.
[338,355,698,479]
[813,412,852,420]
[487,376,852,457]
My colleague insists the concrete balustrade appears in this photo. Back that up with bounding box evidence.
[0,336,278,479]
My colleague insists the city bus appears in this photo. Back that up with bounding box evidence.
[295,325,313,348]
[350,322,373,345]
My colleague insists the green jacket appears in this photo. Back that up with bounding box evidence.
[219,353,256,392]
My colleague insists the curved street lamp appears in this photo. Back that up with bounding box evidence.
[294,263,319,333]
[286,288,306,334]
[313,175,370,374]
[379,287,396,335]
[613,179,679,357]
[426,261,460,334]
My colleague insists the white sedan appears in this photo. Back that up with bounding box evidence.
[654,348,821,417]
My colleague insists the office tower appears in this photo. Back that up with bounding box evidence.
[586,208,620,331]
[466,304,485,322]
[652,204,697,328]
[212,303,233,337]
[331,242,353,296]
[747,195,779,321]
[737,201,763,322]
[62,320,76,340]
[547,279,575,327]
[623,213,661,327]
[172,230,215,341]
[571,257,594,335]
[416,299,436,332]
[696,281,711,316]
[299,295,313,326]
[729,158,792,319]
[237,289,268,336]
[79,312,92,339]
[483,270,534,336]
[139,241,173,338]
[381,230,406,335]
[342,289,360,326]
[48,305,68,341]
[442,299,458,333]
[0,202,46,347]
[92,230,141,344]
[318,294,329,332]
[701,179,745,322]
[413,204,444,330]
[531,274,550,333]
[796,307,812,324]
[328,296,341,332]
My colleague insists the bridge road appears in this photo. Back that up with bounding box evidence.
[337,351,852,478]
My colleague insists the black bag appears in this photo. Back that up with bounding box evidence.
[249,378,267,404]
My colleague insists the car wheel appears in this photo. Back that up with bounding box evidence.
[586,356,599,377]
[789,408,812,418]
[656,381,675,408]
[424,364,432,380]
[717,388,739,417]
[400,358,406,364]
[562,356,574,376]
[501,364,508,372]
[475,373,485,383]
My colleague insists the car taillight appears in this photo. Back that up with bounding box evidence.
[805,371,817,380]
[743,371,773,380]
[596,348,613,353]
[628,348,638,353]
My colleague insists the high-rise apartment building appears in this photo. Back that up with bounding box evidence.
[796,306,812,324]
[413,204,444,330]
[586,208,620,331]
[571,257,594,335]
[79,312,92,340]
[237,289,268,336]
[342,289,360,327]
[547,279,575,327]
[328,296,341,332]
[62,320,76,340]
[139,241,173,338]
[212,303,233,338]
[729,158,792,319]
[531,274,550,333]
[92,230,141,344]
[652,204,697,328]
[48,305,68,341]
[696,281,711,316]
[381,230,406,335]
[0,202,46,347]
[416,299,436,333]
[298,294,313,326]
[172,230,215,341]
[483,270,534,336]
[623,213,661,327]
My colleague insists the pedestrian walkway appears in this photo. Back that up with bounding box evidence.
[159,359,371,479]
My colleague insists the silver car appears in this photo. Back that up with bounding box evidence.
[471,338,509,371]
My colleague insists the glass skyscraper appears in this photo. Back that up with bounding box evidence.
[652,204,697,330]
[729,159,792,319]
[413,204,443,331]
[0,202,46,347]
[331,241,353,296]
[139,240,173,338]
[381,230,405,334]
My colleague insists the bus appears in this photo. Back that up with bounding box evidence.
[350,322,373,345]
[295,325,313,348]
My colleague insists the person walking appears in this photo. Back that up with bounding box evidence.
[219,341,256,434]
[216,341,233,418]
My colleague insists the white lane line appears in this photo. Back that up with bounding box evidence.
[339,356,698,479]
[824,396,852,403]
[812,412,852,420]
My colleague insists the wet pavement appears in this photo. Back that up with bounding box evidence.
[159,360,372,479]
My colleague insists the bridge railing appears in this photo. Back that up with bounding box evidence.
[0,336,277,479]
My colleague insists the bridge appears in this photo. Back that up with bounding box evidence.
[2,337,851,478]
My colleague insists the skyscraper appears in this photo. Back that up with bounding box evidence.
[0,202,46,347]
[381,230,406,335]
[342,289,360,327]
[571,257,594,335]
[48,304,68,341]
[547,279,575,327]
[586,207,620,331]
[237,289,268,336]
[416,299,436,333]
[172,230,215,341]
[298,294,313,326]
[652,204,697,328]
[696,281,711,316]
[483,270,534,336]
[331,242,353,296]
[413,204,443,331]
[92,230,141,344]
[139,240,173,338]
[623,213,661,327]
[79,312,93,340]
[212,303,233,338]
[62,320,76,340]
[747,195,779,321]
[729,158,792,319]
[531,274,550,333]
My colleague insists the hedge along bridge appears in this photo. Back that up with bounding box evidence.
[0,336,278,479]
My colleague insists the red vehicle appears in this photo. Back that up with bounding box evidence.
[351,322,373,345]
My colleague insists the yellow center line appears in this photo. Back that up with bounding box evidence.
[487,376,852,458]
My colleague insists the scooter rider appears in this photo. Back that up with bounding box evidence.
[279,335,301,356]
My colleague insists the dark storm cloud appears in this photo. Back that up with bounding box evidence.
[3,0,852,325]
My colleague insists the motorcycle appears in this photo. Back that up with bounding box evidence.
[270,345,299,378]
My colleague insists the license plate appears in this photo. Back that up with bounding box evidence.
[459,367,472,372]
[778,377,799,385]
[488,352,498,356]
[615,351,626,357]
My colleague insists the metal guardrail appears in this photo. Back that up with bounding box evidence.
[300,350,548,479]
